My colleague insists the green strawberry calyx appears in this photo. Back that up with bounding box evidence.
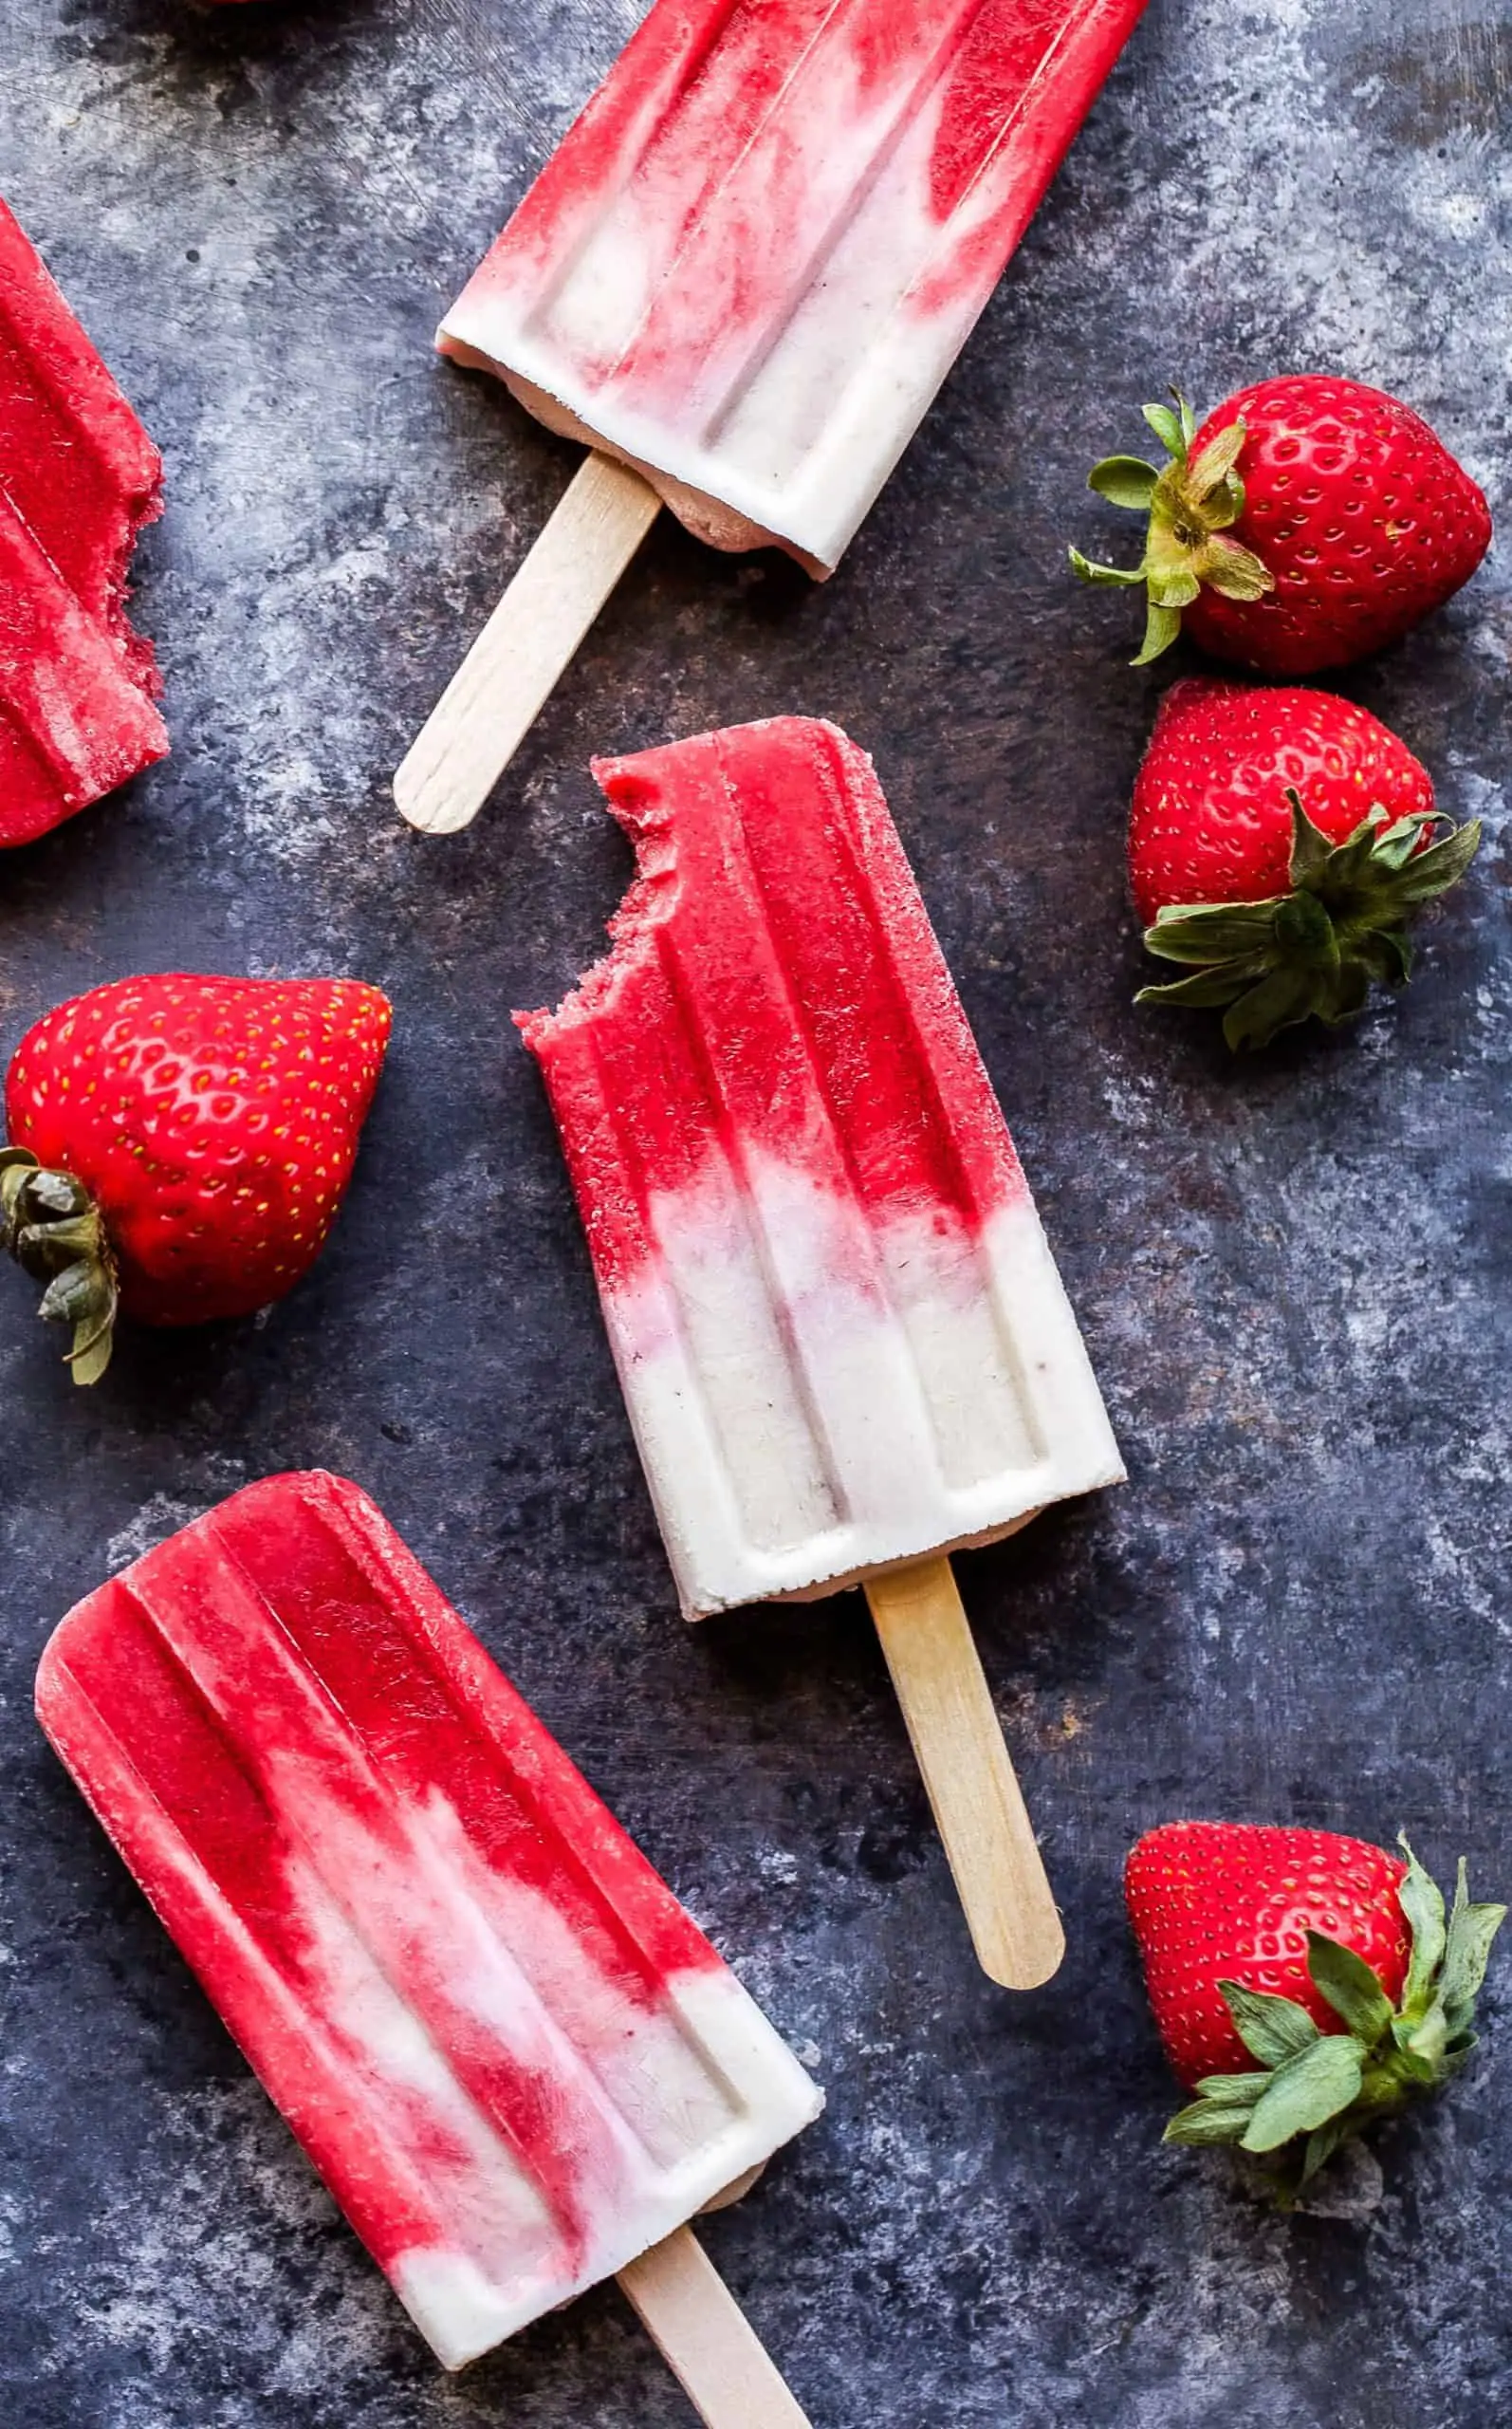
[1166,1838,1505,2196]
[1136,789,1482,1050]
[1069,390,1275,664]
[0,1148,119,1386]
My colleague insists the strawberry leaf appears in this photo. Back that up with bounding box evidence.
[1165,2073,1271,2145]
[1165,2098,1254,2147]
[1197,531,1272,595]
[1132,600,1184,665]
[1442,1863,1507,2032]
[1390,818,1483,903]
[1135,962,1273,1012]
[1306,1932,1394,2043]
[1285,788,1338,881]
[1,1149,120,1384]
[1187,420,1248,501]
[1141,401,1188,457]
[1221,1982,1319,2068]
[1088,455,1161,510]
[1241,2036,1366,2152]
[1299,2115,1354,2186]
[1192,2072,1274,2105]
[1068,546,1148,588]
[1222,964,1326,1051]
[1399,1836,1447,2013]
[1137,795,1481,1049]
[1142,902,1282,963]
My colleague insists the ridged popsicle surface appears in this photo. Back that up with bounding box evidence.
[36,1473,821,2367]
[520,717,1123,1617]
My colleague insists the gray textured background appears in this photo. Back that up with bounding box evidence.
[1,1,1509,2423]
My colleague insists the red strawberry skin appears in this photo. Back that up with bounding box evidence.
[1184,377,1491,676]
[5,974,391,1326]
[1129,677,1434,925]
[1126,1822,1411,2088]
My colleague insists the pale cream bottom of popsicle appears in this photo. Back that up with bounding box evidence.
[497,367,831,577]
[605,1167,1117,1989]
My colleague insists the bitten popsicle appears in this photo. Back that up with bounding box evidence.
[37,1474,821,2426]
[396,0,1150,832]
[0,196,167,844]
[519,717,1124,1985]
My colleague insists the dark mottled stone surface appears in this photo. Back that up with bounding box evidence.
[1,2,1509,2422]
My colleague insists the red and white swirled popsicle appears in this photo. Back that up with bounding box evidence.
[0,197,167,846]
[37,1474,821,2420]
[396,0,1150,832]
[519,717,1123,1983]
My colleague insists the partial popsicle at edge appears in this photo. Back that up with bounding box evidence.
[36,1474,821,2420]
[518,717,1124,1982]
[396,0,1151,832]
[0,195,167,844]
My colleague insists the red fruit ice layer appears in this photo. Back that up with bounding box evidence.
[37,1475,817,2365]
[0,493,167,844]
[0,195,167,844]
[519,716,1026,1300]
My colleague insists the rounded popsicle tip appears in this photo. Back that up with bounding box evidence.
[974,1905,1067,1993]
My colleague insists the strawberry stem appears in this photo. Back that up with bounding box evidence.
[0,1148,119,1385]
[1072,389,1275,661]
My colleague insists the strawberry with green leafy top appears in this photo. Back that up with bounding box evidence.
[1072,378,1492,672]
[1129,678,1480,1049]
[1126,1822,1504,2194]
[1,973,391,1382]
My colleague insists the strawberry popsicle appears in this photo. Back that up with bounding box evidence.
[520,717,1123,1984]
[396,0,1150,833]
[0,196,167,845]
[38,1474,821,2422]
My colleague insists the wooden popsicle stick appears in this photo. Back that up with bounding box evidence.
[618,2226,812,2429]
[395,452,661,836]
[865,1554,1064,1991]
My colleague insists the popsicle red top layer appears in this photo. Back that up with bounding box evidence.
[0,197,167,845]
[519,719,1122,1616]
[441,0,1151,570]
[36,1474,820,2367]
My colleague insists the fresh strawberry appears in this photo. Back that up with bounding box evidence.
[1,974,391,1381]
[1128,678,1479,1048]
[1072,379,1492,673]
[1126,1823,1503,2190]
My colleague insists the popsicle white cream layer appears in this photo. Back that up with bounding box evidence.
[36,1474,821,2371]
